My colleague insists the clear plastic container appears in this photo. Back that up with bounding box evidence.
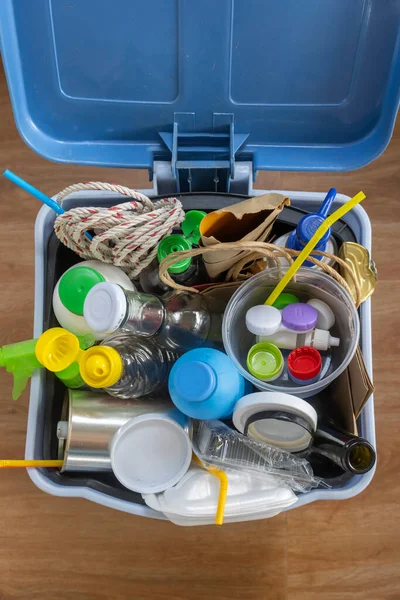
[79,332,178,399]
[191,420,321,493]
[222,267,360,399]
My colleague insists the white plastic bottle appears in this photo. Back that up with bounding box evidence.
[257,328,340,351]
[53,260,135,340]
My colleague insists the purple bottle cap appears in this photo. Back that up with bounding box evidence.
[281,303,318,332]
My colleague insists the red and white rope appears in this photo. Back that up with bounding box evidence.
[54,182,185,278]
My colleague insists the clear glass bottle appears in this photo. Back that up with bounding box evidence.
[84,282,212,352]
[79,333,178,399]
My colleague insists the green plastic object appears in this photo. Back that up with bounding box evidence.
[272,293,300,310]
[56,363,85,389]
[0,339,41,400]
[0,332,95,400]
[157,234,192,274]
[59,266,106,315]
[246,342,284,381]
[181,210,207,245]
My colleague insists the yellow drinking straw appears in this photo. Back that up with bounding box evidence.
[265,191,366,306]
[0,460,63,468]
[193,455,228,525]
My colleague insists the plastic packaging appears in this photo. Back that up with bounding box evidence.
[257,328,340,352]
[78,332,178,399]
[233,392,318,453]
[222,267,356,398]
[84,283,211,351]
[307,298,335,330]
[110,413,191,494]
[191,420,321,492]
[245,304,282,336]
[139,234,199,295]
[274,189,338,267]
[281,303,318,332]
[287,346,322,385]
[35,328,95,388]
[168,348,248,419]
[272,293,299,310]
[246,342,284,381]
[143,464,297,526]
[0,328,95,399]
[53,260,135,340]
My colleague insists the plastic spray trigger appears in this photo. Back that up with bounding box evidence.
[0,339,41,400]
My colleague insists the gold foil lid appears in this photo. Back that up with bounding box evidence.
[339,242,377,303]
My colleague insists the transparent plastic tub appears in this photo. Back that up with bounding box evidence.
[222,267,360,399]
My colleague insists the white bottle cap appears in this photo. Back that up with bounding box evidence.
[83,282,127,334]
[110,414,192,494]
[233,392,318,453]
[307,299,335,330]
[308,328,340,351]
[245,305,282,336]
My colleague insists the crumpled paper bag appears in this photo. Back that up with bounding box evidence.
[200,193,289,279]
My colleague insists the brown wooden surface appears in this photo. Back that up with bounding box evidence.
[0,61,398,599]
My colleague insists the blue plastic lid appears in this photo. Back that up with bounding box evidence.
[286,188,336,264]
[0,1,400,172]
[171,361,217,403]
[168,348,247,420]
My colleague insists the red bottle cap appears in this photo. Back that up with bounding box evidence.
[287,346,322,381]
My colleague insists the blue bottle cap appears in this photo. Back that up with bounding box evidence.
[286,188,337,259]
[170,361,217,403]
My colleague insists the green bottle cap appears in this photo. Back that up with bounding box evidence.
[181,210,207,245]
[157,235,192,274]
[59,266,106,315]
[272,293,300,311]
[246,342,284,381]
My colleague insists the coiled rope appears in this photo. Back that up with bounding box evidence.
[53,182,185,278]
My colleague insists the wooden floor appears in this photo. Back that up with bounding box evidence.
[0,61,398,599]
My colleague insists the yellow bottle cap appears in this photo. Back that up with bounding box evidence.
[79,346,123,388]
[35,328,81,372]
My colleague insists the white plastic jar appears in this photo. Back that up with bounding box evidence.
[52,260,135,340]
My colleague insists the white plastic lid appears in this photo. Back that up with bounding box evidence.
[83,282,127,334]
[245,305,282,336]
[110,414,192,494]
[232,392,318,452]
[307,298,335,330]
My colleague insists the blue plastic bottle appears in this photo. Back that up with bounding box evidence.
[282,188,337,267]
[168,348,249,420]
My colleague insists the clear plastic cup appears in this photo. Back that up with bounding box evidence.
[222,267,360,399]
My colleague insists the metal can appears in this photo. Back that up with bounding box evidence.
[57,389,175,472]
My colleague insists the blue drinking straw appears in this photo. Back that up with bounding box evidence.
[3,170,92,240]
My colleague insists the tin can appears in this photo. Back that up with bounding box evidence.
[58,389,175,472]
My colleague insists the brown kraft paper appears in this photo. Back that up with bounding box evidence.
[200,193,290,279]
